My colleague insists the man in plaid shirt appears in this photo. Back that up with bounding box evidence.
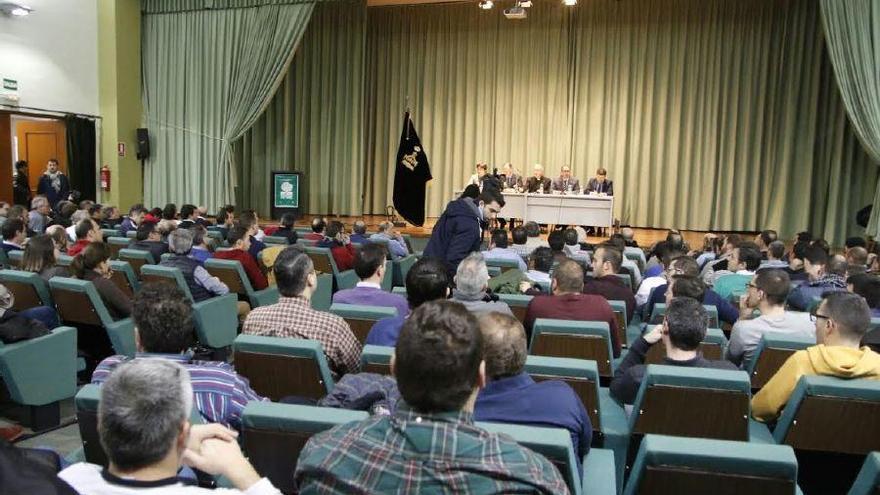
[243,245,361,377]
[294,300,569,494]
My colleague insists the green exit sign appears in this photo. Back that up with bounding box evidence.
[2,79,17,91]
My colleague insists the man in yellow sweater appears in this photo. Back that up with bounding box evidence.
[752,292,880,422]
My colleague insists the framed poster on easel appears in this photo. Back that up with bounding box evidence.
[270,170,303,220]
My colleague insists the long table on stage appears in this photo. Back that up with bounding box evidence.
[498,192,614,227]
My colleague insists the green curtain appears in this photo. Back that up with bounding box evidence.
[141,0,314,209]
[819,0,880,236]
[236,0,877,243]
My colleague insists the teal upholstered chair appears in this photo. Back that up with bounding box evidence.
[623,434,800,495]
[203,258,279,308]
[487,266,502,277]
[6,250,22,268]
[849,452,880,495]
[140,264,238,349]
[360,344,394,375]
[614,273,633,290]
[56,254,74,267]
[295,238,319,248]
[0,269,53,310]
[241,402,368,493]
[125,230,137,239]
[311,272,333,311]
[262,235,289,246]
[391,286,406,296]
[530,319,615,379]
[232,335,335,401]
[608,300,629,348]
[108,260,139,298]
[649,303,719,328]
[498,293,532,324]
[0,326,77,430]
[643,326,727,364]
[746,332,815,390]
[304,246,358,291]
[117,248,155,280]
[582,448,618,495]
[205,230,225,245]
[100,228,120,240]
[391,254,418,287]
[106,236,131,259]
[485,257,522,274]
[48,277,136,357]
[329,303,397,345]
[0,247,8,268]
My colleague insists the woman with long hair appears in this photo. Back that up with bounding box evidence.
[20,234,69,281]
[70,242,132,320]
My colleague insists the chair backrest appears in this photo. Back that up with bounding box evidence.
[497,293,532,324]
[530,319,614,377]
[524,355,601,434]
[328,303,397,345]
[478,422,582,495]
[204,258,252,296]
[644,327,727,364]
[56,254,73,266]
[849,452,880,495]
[304,246,338,275]
[232,335,335,401]
[117,249,155,278]
[0,247,7,268]
[629,365,752,443]
[485,257,520,274]
[623,434,799,495]
[0,269,52,310]
[650,303,719,328]
[608,299,628,348]
[262,236,289,246]
[125,230,137,239]
[75,384,105,465]
[49,277,113,327]
[615,273,632,290]
[391,286,406,296]
[106,236,131,259]
[241,402,368,494]
[140,264,193,301]
[6,250,22,268]
[773,375,880,455]
[360,344,394,375]
[108,260,138,298]
[746,332,815,390]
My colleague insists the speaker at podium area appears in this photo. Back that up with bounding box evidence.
[271,170,303,221]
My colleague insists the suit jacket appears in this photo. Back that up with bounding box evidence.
[551,177,580,193]
[500,173,523,190]
[525,176,552,194]
[585,178,614,196]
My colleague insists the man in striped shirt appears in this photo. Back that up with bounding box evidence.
[91,283,265,430]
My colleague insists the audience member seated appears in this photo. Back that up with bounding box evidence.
[215,206,234,240]
[0,283,56,342]
[128,221,169,262]
[524,247,553,286]
[238,211,266,262]
[71,242,132,319]
[524,221,549,252]
[700,233,741,282]
[451,254,513,317]
[758,240,788,272]
[784,240,811,283]
[59,359,282,494]
[726,269,813,368]
[1,219,26,254]
[318,221,357,272]
[304,217,326,241]
[474,312,591,475]
[370,221,410,259]
[643,255,740,325]
[481,229,527,272]
[694,234,721,269]
[608,234,643,286]
[752,292,880,423]
[188,225,212,264]
[273,213,299,245]
[349,220,370,245]
[582,243,636,322]
[787,245,847,311]
[213,225,268,290]
[101,205,122,228]
[162,203,178,223]
[524,259,621,356]
[562,228,590,267]
[67,219,103,257]
[508,226,531,258]
[366,257,449,346]
[332,243,409,317]
[547,230,568,265]
[294,300,569,494]
[0,201,9,227]
[177,204,198,229]
[846,246,869,277]
[636,247,684,308]
[243,245,360,378]
[91,283,264,429]
[161,230,231,302]
[28,197,51,234]
[610,297,737,405]
[46,224,70,254]
[20,234,69,281]
[754,229,778,259]
[64,209,90,242]
[848,274,880,319]
[712,241,762,299]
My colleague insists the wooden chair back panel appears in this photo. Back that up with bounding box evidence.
[640,465,795,495]
[363,361,392,376]
[207,266,246,295]
[782,396,880,455]
[531,373,600,431]
[119,257,147,280]
[510,306,527,324]
[234,351,326,401]
[645,342,723,365]
[632,385,750,441]
[307,253,334,275]
[751,348,799,390]
[344,318,375,345]
[531,334,612,377]
[5,280,42,311]
[109,271,134,298]
[53,289,102,326]
[108,243,124,260]
[141,273,173,287]
[76,409,107,466]
[243,429,311,495]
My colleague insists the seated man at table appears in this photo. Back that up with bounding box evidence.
[551,165,580,194]
[525,164,552,194]
[332,243,409,317]
[584,167,613,196]
[482,229,527,272]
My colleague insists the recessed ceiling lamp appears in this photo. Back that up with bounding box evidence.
[0,2,33,16]
[478,0,493,9]
[562,0,577,5]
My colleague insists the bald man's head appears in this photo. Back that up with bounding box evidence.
[552,259,585,294]
[478,312,527,379]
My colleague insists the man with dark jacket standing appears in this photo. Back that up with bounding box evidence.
[424,188,504,278]
[12,161,31,207]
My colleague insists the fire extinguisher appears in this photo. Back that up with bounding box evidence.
[100,165,111,191]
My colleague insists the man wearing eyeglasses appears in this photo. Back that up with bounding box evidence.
[752,292,880,423]
[725,269,814,368]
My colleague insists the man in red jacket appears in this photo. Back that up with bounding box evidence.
[213,225,268,290]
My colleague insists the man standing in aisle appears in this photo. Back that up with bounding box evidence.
[36,159,70,209]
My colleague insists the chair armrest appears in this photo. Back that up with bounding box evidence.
[104,318,137,357]
[582,448,617,495]
[249,287,280,308]
[192,294,239,348]
[747,419,775,444]
[598,388,629,493]
[392,255,418,287]
[311,274,332,312]
[0,326,78,405]
[335,270,359,291]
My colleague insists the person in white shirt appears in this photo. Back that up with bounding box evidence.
[523,221,549,252]
[59,359,281,495]
[66,209,92,242]
[758,241,789,272]
[508,226,532,259]
[561,228,591,267]
[525,247,554,285]
[482,229,528,272]
[725,269,814,368]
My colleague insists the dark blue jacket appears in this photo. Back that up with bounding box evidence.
[645,283,740,325]
[423,197,482,277]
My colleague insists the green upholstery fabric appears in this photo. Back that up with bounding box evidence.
[0,269,53,307]
[745,332,815,376]
[140,265,193,300]
[263,236,290,245]
[360,344,393,368]
[56,254,73,266]
[381,260,393,292]
[773,375,880,444]
[75,383,100,413]
[108,260,140,291]
[498,293,533,309]
[311,273,333,311]
[101,229,120,239]
[530,319,614,371]
[485,258,521,270]
[0,248,7,268]
[48,277,137,357]
[304,246,359,290]
[871,317,880,331]
[242,401,368,433]
[650,303,719,327]
[614,274,632,289]
[608,300,628,328]
[848,452,880,495]
[118,248,156,265]
[487,266,502,278]
[598,387,630,489]
[477,422,582,495]
[582,448,617,495]
[232,335,335,393]
[125,231,137,239]
[392,254,417,287]
[0,326,77,406]
[7,251,22,264]
[204,258,280,308]
[391,286,406,296]
[330,303,397,320]
[106,236,131,247]
[624,434,798,495]
[524,355,600,382]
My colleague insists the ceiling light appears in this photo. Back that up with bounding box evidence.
[0,2,33,16]
[478,0,493,9]
[562,0,577,5]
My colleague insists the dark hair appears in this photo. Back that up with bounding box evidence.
[354,243,387,279]
[274,245,313,297]
[216,208,232,224]
[792,240,811,261]
[226,225,250,246]
[478,188,505,208]
[161,203,177,220]
[490,229,508,249]
[71,242,111,278]
[14,160,27,171]
[281,213,296,228]
[848,274,880,309]
[511,227,527,245]
[149,207,162,218]
[596,167,607,176]
[395,301,483,413]
[75,219,96,240]
[524,221,541,238]
[237,211,257,231]
[325,221,344,239]
[735,242,762,271]
[562,228,579,246]
[21,234,56,274]
[531,247,554,273]
[460,184,480,199]
[479,312,527,379]
[60,201,78,219]
[846,237,867,249]
[595,244,622,273]
[189,225,208,249]
[822,292,872,339]
[132,283,194,353]
[352,221,367,235]
[179,204,196,220]
[759,230,775,247]
[136,221,157,242]
[89,204,103,217]
[725,234,743,248]
[812,238,831,256]
[796,231,813,243]
[129,204,146,216]
[827,255,848,277]
[768,241,786,260]
[1,218,24,241]
[848,246,869,266]
[405,257,449,309]
[804,244,828,266]
[553,259,584,293]
[547,230,564,252]
[754,269,792,306]
[669,275,706,302]
[665,297,708,351]
[670,255,700,277]
[311,217,326,234]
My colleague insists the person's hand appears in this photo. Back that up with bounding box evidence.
[643,325,663,345]
[519,280,533,293]
[185,424,238,454]
[182,430,262,491]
